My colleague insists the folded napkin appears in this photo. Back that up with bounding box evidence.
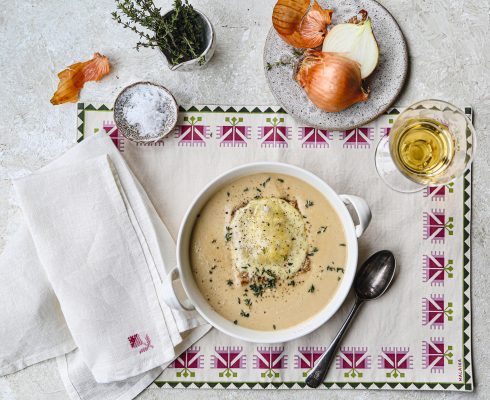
[0,135,210,398]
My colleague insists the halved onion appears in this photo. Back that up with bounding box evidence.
[322,17,379,78]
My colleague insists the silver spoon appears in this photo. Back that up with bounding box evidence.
[305,250,396,388]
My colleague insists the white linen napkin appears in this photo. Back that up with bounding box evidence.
[14,154,179,382]
[0,135,210,397]
[0,224,76,374]
[57,326,210,400]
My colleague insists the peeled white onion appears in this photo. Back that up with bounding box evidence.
[322,18,379,79]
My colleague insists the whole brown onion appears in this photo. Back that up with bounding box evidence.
[296,51,369,112]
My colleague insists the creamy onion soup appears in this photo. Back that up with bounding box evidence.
[190,173,347,331]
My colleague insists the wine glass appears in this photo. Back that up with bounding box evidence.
[375,99,476,193]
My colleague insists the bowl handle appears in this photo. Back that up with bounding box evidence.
[161,266,195,311]
[340,195,372,238]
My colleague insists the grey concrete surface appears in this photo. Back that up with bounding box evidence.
[0,0,488,399]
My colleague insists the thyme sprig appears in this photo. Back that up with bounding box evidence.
[266,49,304,71]
[112,0,205,66]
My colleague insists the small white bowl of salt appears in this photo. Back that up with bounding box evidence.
[114,81,178,143]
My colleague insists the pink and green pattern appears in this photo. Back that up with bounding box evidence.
[423,338,453,373]
[295,346,326,377]
[253,347,288,379]
[341,127,374,148]
[423,209,454,243]
[177,116,210,146]
[378,347,412,378]
[336,347,371,378]
[299,127,332,148]
[217,117,251,147]
[423,252,454,286]
[168,347,203,378]
[259,117,291,147]
[76,104,473,392]
[422,294,453,329]
[424,183,454,201]
[211,346,246,378]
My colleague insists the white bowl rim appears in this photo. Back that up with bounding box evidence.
[176,162,361,343]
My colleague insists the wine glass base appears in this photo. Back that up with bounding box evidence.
[375,135,425,193]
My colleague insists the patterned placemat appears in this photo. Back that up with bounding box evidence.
[77,103,473,391]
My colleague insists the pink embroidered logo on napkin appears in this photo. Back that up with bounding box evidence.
[128,333,154,353]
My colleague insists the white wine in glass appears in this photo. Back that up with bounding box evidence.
[375,100,475,192]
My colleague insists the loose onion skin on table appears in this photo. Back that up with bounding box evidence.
[50,53,110,105]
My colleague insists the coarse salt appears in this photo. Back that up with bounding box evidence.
[121,84,175,139]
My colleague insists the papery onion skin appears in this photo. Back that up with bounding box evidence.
[296,51,369,112]
[51,53,110,105]
[272,0,333,49]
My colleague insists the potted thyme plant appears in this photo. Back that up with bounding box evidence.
[112,0,216,71]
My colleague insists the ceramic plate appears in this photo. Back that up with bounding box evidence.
[263,0,408,131]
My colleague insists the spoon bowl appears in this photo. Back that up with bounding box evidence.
[354,250,396,300]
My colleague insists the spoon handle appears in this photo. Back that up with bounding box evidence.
[305,298,364,388]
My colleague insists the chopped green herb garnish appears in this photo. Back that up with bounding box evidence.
[226,279,233,286]
[243,187,249,192]
[277,178,284,183]
[233,320,238,325]
[211,239,217,243]
[240,310,250,318]
[244,298,252,307]
[307,247,319,257]
[226,192,230,197]
[263,269,276,278]
[249,277,276,297]
[308,285,315,293]
[249,283,263,296]
[260,177,271,187]
[317,226,328,234]
[287,280,296,286]
[305,200,314,208]
[225,226,232,242]
[339,243,346,247]
[273,324,277,330]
